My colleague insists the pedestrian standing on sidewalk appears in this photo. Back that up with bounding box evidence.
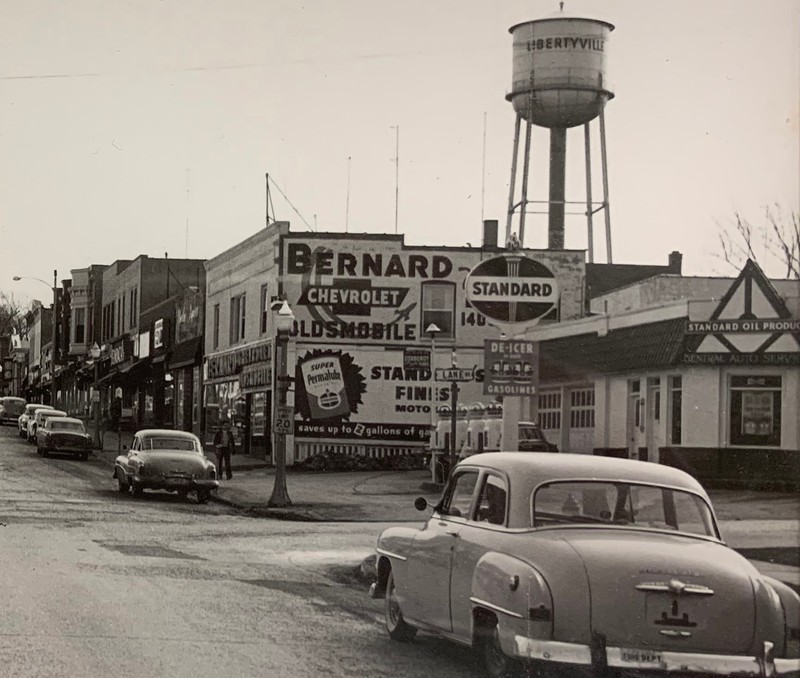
[213,422,235,480]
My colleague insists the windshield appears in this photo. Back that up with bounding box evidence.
[532,481,717,538]
[49,421,86,433]
[519,425,544,442]
[141,437,200,452]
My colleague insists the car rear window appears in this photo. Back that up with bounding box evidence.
[49,421,86,433]
[141,437,200,452]
[532,481,717,538]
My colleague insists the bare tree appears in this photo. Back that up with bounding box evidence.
[718,205,799,279]
[0,291,29,337]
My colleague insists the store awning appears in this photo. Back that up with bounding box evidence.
[168,337,202,370]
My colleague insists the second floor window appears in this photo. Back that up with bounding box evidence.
[213,304,220,349]
[73,308,85,344]
[229,293,246,344]
[421,282,455,339]
[260,284,269,335]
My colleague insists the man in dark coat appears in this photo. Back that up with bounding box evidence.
[213,421,235,480]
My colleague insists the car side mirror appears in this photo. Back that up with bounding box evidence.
[414,497,428,512]
[122,445,128,451]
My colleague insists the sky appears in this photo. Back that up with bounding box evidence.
[1,0,798,305]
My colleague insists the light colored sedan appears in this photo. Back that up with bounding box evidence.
[18,403,53,438]
[28,408,67,443]
[370,453,800,678]
[113,429,218,503]
[37,417,93,460]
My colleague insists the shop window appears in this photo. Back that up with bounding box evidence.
[538,390,561,430]
[260,284,269,335]
[73,307,85,344]
[212,304,220,349]
[229,293,246,344]
[729,375,781,447]
[421,282,455,339]
[668,375,682,444]
[569,387,595,428]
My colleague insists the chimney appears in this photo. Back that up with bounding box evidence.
[482,219,499,249]
[668,251,683,273]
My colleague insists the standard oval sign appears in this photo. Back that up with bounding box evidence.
[465,254,559,324]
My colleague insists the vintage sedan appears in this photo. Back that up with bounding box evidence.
[0,396,26,426]
[28,408,67,442]
[37,417,92,460]
[18,403,53,438]
[370,453,800,678]
[113,429,218,503]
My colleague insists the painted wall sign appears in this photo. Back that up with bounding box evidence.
[680,352,800,365]
[295,349,365,423]
[281,235,585,348]
[465,254,559,325]
[483,338,539,396]
[403,349,430,371]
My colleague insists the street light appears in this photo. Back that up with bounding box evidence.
[425,323,441,482]
[268,300,295,508]
[89,342,102,449]
[13,271,58,406]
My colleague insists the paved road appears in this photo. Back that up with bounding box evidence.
[0,426,479,678]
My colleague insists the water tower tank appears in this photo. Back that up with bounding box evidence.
[507,13,614,128]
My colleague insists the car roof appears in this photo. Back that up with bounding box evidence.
[48,417,84,426]
[459,452,707,494]
[39,409,67,417]
[1,397,25,402]
[27,403,53,410]
[136,429,200,440]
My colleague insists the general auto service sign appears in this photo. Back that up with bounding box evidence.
[465,254,559,325]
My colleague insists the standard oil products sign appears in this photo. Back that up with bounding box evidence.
[465,253,559,329]
[483,339,539,396]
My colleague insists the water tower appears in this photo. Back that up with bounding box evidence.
[505,6,614,262]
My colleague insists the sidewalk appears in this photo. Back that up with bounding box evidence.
[93,433,799,588]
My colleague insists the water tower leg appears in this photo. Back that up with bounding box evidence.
[518,117,534,246]
[505,114,522,245]
[599,109,613,263]
[548,127,567,249]
[584,122,595,263]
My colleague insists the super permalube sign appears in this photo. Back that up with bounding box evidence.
[465,254,559,325]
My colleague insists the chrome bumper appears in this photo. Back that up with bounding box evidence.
[514,636,800,677]
[133,476,219,490]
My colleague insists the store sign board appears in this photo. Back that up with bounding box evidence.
[153,319,165,349]
[483,339,538,396]
[465,254,559,325]
[403,348,430,371]
[686,319,800,333]
[206,341,272,380]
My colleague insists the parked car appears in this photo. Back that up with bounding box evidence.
[369,452,800,678]
[518,421,558,452]
[18,403,53,438]
[0,396,26,426]
[113,429,219,503]
[27,408,66,442]
[37,417,92,460]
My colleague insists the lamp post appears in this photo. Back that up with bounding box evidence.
[89,342,102,449]
[268,300,295,508]
[425,323,441,482]
[13,271,58,406]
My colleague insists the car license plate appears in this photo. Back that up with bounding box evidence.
[617,648,664,667]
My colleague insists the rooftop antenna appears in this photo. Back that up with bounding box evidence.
[345,156,351,232]
[481,112,487,221]
[390,125,399,234]
[185,168,190,257]
[265,173,276,225]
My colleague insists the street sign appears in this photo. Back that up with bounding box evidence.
[483,339,539,396]
[274,405,294,435]
[435,367,475,382]
[465,253,559,327]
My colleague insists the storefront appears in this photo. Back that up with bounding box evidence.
[204,339,273,457]
[534,259,800,486]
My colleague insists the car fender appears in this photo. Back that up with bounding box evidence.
[373,526,417,597]
[763,576,800,658]
[470,551,554,652]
